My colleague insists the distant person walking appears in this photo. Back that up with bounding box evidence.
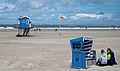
[107,48,117,66]
[96,49,107,66]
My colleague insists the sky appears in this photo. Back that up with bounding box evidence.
[0,0,120,25]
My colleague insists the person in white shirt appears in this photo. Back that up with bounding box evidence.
[96,49,107,66]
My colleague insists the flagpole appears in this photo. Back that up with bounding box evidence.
[59,16,61,36]
[59,14,64,36]
[59,14,61,36]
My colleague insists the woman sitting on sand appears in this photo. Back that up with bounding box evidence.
[96,49,107,66]
[107,48,117,66]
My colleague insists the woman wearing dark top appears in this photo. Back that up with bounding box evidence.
[107,48,117,66]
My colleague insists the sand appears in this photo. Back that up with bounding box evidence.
[0,29,120,71]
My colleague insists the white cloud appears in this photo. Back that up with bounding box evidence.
[45,7,55,12]
[30,1,45,9]
[0,3,16,10]
[59,0,79,6]
[58,0,110,7]
[38,14,47,19]
[47,8,55,12]
[70,13,112,19]
[37,14,56,20]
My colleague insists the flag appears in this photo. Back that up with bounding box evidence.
[59,16,64,20]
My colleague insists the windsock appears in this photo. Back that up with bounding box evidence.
[59,16,64,20]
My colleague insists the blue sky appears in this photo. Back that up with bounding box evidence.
[0,0,120,25]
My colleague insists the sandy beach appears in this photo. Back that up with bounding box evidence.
[0,29,120,71]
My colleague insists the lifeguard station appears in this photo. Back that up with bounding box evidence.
[16,16,32,37]
[70,37,96,69]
